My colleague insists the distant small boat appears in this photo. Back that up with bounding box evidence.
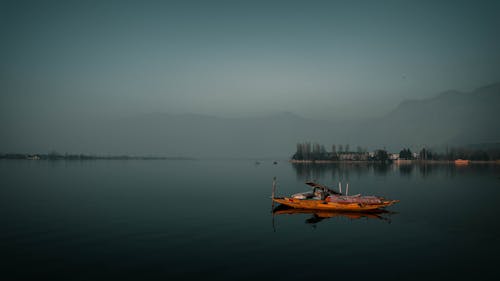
[271,179,398,212]
[454,159,470,165]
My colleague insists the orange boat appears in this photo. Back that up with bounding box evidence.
[271,179,398,212]
[454,159,470,165]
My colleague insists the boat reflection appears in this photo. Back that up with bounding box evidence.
[272,205,395,229]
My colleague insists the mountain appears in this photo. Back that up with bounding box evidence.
[1,82,499,158]
[368,82,500,149]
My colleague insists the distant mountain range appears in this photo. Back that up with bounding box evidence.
[360,82,500,150]
[2,82,499,158]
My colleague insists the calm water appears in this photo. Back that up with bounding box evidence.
[1,160,499,280]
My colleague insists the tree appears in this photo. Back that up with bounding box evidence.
[312,143,321,160]
[48,150,61,160]
[375,149,389,162]
[320,144,326,156]
[419,148,434,160]
[293,143,303,160]
[399,148,413,160]
[345,144,350,153]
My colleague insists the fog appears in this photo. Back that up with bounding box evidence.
[1,0,500,157]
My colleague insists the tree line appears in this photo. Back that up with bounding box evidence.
[415,147,500,161]
[292,142,375,161]
[292,142,500,161]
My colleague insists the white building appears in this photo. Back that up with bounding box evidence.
[389,153,399,160]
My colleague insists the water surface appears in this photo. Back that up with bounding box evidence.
[1,160,499,280]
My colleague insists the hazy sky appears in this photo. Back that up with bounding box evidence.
[1,0,500,120]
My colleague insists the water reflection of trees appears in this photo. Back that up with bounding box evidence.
[292,163,377,181]
[416,163,457,178]
[291,162,488,180]
[398,164,414,176]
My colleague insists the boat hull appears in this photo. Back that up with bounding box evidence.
[273,197,398,211]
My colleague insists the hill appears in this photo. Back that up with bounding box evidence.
[368,82,500,149]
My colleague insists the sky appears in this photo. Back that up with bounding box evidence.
[1,0,500,121]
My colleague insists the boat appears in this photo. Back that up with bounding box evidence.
[271,179,398,211]
[454,159,470,165]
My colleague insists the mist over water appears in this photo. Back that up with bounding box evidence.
[1,159,499,280]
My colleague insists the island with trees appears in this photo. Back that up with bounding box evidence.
[290,142,500,164]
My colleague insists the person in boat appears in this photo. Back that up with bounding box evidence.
[309,182,340,200]
[312,187,326,200]
[291,182,342,200]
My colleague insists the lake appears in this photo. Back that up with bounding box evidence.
[1,160,499,280]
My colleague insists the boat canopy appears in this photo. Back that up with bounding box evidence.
[305,182,341,195]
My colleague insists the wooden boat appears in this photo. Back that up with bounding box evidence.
[454,159,470,165]
[271,179,398,211]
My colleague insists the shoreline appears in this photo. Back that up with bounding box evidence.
[0,153,195,161]
[289,159,500,165]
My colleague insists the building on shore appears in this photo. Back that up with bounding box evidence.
[389,153,399,161]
